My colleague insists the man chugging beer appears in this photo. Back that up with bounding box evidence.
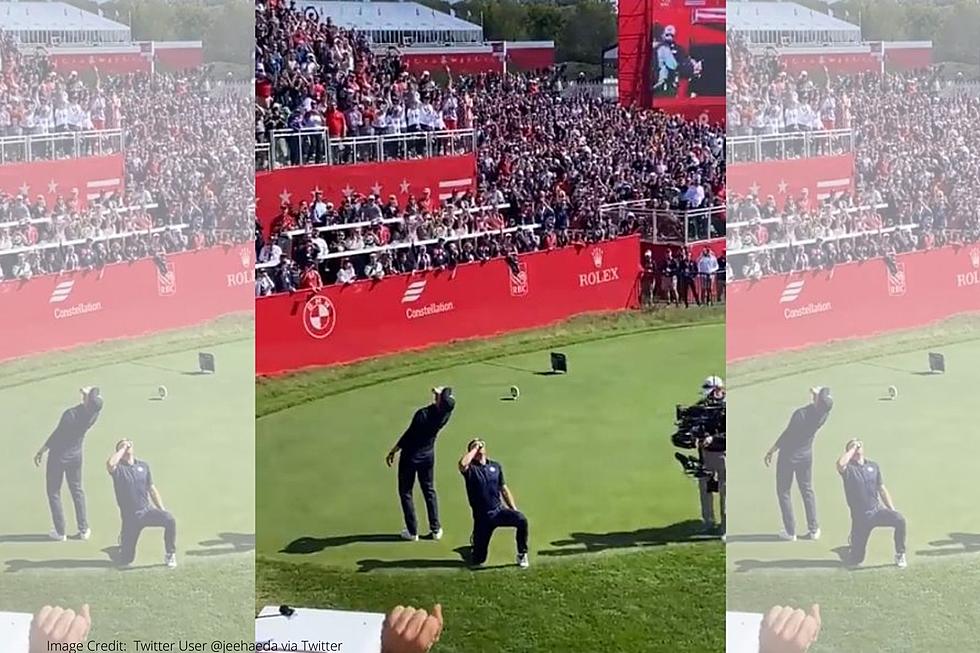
[34,387,104,541]
[386,387,456,541]
[764,387,834,541]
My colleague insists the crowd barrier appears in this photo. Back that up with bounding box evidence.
[0,244,254,362]
[0,154,125,208]
[728,153,854,207]
[255,153,476,234]
[727,245,980,361]
[256,235,642,375]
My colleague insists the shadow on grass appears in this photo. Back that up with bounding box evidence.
[281,533,403,554]
[733,545,894,572]
[0,533,54,544]
[725,533,786,543]
[538,519,709,557]
[187,532,255,557]
[4,547,152,572]
[354,546,512,573]
[917,532,980,557]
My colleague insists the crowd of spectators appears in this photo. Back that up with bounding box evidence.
[726,43,980,281]
[256,54,727,294]
[0,44,253,281]
[255,0,475,167]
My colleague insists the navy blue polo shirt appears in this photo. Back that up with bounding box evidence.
[396,404,453,463]
[842,458,882,519]
[112,459,154,517]
[461,459,505,519]
[45,404,101,463]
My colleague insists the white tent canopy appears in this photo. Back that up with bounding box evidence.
[728,2,860,47]
[0,1,131,45]
[302,1,483,46]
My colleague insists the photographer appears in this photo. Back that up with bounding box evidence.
[672,377,726,536]
[698,377,726,535]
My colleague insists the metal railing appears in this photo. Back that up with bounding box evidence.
[726,128,853,164]
[255,128,476,171]
[1,221,184,257]
[599,201,727,244]
[0,129,124,165]
[726,203,896,255]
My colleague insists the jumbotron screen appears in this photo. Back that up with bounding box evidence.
[650,4,725,117]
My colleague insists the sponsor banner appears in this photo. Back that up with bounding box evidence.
[47,50,151,75]
[779,51,880,75]
[0,154,125,208]
[0,245,254,361]
[727,245,980,361]
[256,235,642,374]
[255,154,476,234]
[728,154,854,207]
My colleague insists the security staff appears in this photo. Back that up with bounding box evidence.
[34,387,104,541]
[458,438,529,568]
[106,439,178,568]
[386,386,456,541]
[764,386,834,541]
[836,439,907,568]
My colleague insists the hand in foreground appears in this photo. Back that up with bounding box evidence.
[759,604,821,653]
[381,604,443,653]
[29,605,92,653]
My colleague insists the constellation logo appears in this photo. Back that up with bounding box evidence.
[402,280,427,303]
[779,278,832,320]
[49,280,74,303]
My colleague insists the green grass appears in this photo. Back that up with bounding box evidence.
[256,308,725,652]
[0,317,255,642]
[726,315,980,652]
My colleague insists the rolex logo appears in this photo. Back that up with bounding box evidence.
[971,248,980,270]
[240,247,252,268]
[591,247,604,269]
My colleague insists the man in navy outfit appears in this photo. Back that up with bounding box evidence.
[386,387,456,541]
[106,439,178,568]
[836,438,907,568]
[458,438,529,568]
[34,386,104,541]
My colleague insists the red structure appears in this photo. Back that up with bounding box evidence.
[617,0,725,121]
[255,154,476,235]
[256,236,642,375]
[0,245,253,362]
[0,154,124,207]
[774,42,931,75]
[396,42,555,75]
[39,42,203,75]
[727,153,854,205]
[727,245,980,361]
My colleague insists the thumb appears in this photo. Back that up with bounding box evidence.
[809,604,821,629]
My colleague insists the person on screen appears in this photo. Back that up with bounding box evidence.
[28,604,91,653]
[653,24,702,97]
[458,438,530,568]
[764,387,834,541]
[836,439,908,568]
[106,439,178,568]
[34,387,103,541]
[386,387,456,541]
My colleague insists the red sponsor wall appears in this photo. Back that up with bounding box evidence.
[778,49,880,75]
[150,41,205,70]
[0,154,124,208]
[728,154,854,206]
[504,41,556,70]
[882,41,933,71]
[46,47,151,75]
[255,154,476,233]
[0,245,254,362]
[256,236,642,375]
[399,47,499,75]
[727,245,980,361]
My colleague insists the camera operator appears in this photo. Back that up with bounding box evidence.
[697,377,726,535]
